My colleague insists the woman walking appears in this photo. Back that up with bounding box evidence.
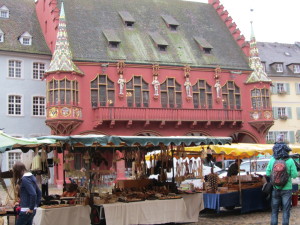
[13,162,41,225]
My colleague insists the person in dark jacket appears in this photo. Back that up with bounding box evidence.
[227,159,243,177]
[13,162,41,225]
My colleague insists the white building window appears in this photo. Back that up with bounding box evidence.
[33,62,45,80]
[0,6,9,18]
[33,96,46,116]
[0,30,3,42]
[8,152,22,170]
[275,63,283,72]
[8,60,22,78]
[266,131,275,143]
[277,83,285,93]
[294,65,300,73]
[8,95,22,115]
[278,107,287,117]
[19,32,32,46]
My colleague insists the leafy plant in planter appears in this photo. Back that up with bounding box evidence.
[278,90,287,95]
[279,115,288,120]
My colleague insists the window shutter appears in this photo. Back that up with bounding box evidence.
[271,83,277,94]
[287,107,292,119]
[296,83,300,95]
[289,131,295,144]
[272,107,278,119]
[297,108,300,120]
[284,83,290,94]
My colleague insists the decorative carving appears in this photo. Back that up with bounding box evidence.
[184,77,192,98]
[117,74,126,96]
[152,75,160,97]
[214,66,221,79]
[48,107,59,118]
[117,61,125,76]
[214,80,221,99]
[264,111,272,119]
[184,65,191,78]
[61,107,71,117]
[152,64,160,77]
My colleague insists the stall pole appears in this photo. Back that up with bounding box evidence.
[238,156,242,205]
[62,145,66,191]
[171,144,175,184]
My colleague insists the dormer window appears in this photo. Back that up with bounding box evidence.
[119,11,135,28]
[158,44,167,51]
[0,29,4,42]
[161,15,179,31]
[103,30,121,49]
[149,32,168,52]
[19,32,32,46]
[275,63,283,72]
[194,36,213,54]
[294,65,300,73]
[109,41,120,48]
[0,6,9,18]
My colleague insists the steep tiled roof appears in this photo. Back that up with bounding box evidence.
[0,0,50,55]
[246,23,271,83]
[57,0,250,70]
[46,3,83,75]
[257,42,300,76]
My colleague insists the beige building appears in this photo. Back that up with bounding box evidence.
[257,42,300,144]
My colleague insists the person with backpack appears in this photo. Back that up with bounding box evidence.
[266,134,298,225]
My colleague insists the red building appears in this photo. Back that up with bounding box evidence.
[35,0,273,142]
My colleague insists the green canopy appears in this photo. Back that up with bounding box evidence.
[37,135,232,147]
[0,131,55,152]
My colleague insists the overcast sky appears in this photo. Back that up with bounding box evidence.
[184,0,299,44]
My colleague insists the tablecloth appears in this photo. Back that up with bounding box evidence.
[181,193,204,222]
[33,205,91,225]
[102,193,203,225]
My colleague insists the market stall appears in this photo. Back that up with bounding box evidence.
[34,134,231,225]
[185,143,300,213]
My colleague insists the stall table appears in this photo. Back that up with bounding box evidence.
[95,193,203,225]
[33,205,91,225]
[204,184,299,213]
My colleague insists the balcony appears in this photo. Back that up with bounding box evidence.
[92,107,243,128]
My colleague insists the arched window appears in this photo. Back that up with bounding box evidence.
[222,81,241,109]
[251,88,270,110]
[126,76,149,108]
[90,75,114,107]
[47,78,79,105]
[192,80,212,109]
[160,78,182,108]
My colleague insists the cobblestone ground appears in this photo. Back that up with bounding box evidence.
[180,206,300,225]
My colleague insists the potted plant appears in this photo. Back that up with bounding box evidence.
[279,115,288,120]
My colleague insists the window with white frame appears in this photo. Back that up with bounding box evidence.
[294,65,300,73]
[0,6,9,18]
[0,31,3,42]
[8,60,21,78]
[277,83,285,93]
[266,131,275,143]
[33,96,46,116]
[278,107,287,117]
[19,32,32,46]
[275,63,283,72]
[33,62,45,80]
[22,38,30,45]
[279,131,288,142]
[8,95,22,115]
[8,152,22,170]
